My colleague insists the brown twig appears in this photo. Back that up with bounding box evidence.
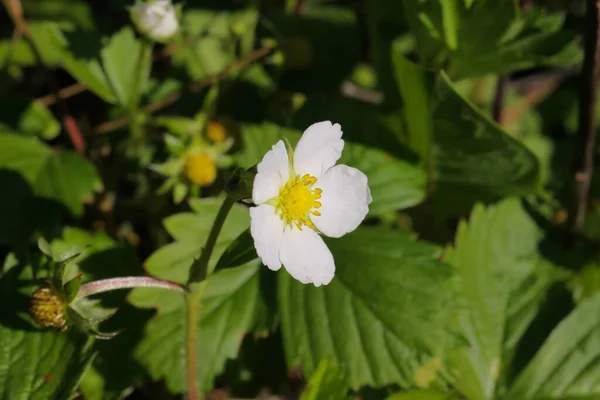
[91,45,273,135]
[492,75,508,124]
[520,0,534,10]
[568,0,600,237]
[501,70,570,125]
[294,0,306,14]
[38,83,87,106]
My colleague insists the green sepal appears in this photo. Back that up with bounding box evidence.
[63,274,82,304]
[67,298,121,340]
[50,250,82,294]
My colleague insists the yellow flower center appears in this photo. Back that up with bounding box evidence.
[30,287,68,331]
[185,152,217,186]
[276,174,322,230]
[207,121,227,143]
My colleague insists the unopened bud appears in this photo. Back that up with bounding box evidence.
[30,287,68,332]
[130,0,179,43]
[207,121,227,143]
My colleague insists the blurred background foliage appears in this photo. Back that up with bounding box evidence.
[1,0,600,399]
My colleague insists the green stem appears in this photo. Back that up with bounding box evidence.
[77,276,184,298]
[187,195,237,284]
[130,40,152,115]
[128,40,152,153]
[185,195,237,399]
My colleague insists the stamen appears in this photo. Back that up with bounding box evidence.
[276,173,323,230]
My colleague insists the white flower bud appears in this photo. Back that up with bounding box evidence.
[130,0,179,43]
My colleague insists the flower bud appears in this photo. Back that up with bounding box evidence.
[185,152,217,186]
[30,287,68,332]
[130,0,179,43]
[207,121,227,144]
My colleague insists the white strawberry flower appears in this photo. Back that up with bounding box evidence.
[131,0,179,43]
[250,121,372,286]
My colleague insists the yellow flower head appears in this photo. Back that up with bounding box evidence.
[185,151,217,186]
[30,286,68,331]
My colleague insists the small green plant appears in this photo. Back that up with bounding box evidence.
[0,0,598,399]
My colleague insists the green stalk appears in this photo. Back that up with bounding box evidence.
[185,195,237,399]
[128,40,152,154]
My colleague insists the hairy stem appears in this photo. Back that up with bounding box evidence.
[130,40,152,116]
[187,196,237,284]
[185,289,203,400]
[568,0,600,237]
[185,195,237,399]
[77,276,184,298]
[127,40,152,156]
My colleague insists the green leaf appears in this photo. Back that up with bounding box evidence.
[506,293,600,399]
[392,55,434,165]
[33,25,118,103]
[444,198,567,400]
[0,253,94,400]
[144,197,250,283]
[129,262,265,393]
[61,55,117,104]
[386,390,460,400]
[455,0,517,54]
[0,134,100,244]
[238,123,426,214]
[400,0,580,77]
[35,151,101,216]
[126,197,256,393]
[279,227,456,389]
[0,100,60,140]
[27,22,67,66]
[100,27,152,108]
[391,52,540,200]
[450,30,582,79]
[34,24,151,105]
[0,133,52,182]
[300,359,351,400]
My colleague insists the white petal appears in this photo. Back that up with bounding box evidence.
[293,121,344,178]
[131,1,178,40]
[250,204,284,271]
[312,165,372,238]
[253,140,290,204]
[279,227,335,286]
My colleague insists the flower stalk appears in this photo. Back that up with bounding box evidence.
[77,276,184,298]
[185,194,237,400]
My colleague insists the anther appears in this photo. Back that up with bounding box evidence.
[313,201,321,208]
[312,211,321,216]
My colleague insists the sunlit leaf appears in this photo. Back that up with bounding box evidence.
[279,227,456,389]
